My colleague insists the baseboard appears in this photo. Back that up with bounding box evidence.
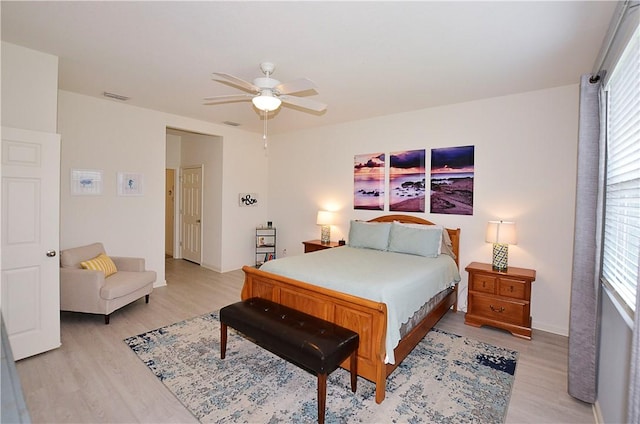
[200,262,222,273]
[593,400,603,424]
[153,280,167,288]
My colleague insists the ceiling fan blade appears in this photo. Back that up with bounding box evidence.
[212,72,260,93]
[203,93,253,105]
[280,95,327,112]
[275,78,318,95]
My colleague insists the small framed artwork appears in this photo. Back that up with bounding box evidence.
[238,193,259,207]
[117,172,144,196]
[71,169,103,196]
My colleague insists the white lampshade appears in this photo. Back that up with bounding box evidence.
[485,221,517,245]
[252,93,282,111]
[316,210,335,226]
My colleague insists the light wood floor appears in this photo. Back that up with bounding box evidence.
[15,259,595,423]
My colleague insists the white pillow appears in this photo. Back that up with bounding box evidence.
[387,221,443,257]
[348,221,391,251]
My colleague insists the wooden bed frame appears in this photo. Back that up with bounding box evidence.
[241,214,460,403]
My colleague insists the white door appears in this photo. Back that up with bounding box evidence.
[180,166,202,264]
[1,127,61,360]
[165,169,175,257]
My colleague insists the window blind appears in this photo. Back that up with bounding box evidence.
[602,25,640,314]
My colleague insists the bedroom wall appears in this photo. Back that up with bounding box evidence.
[267,84,579,336]
[1,41,58,133]
[58,90,268,285]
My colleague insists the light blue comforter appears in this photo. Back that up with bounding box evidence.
[259,246,461,363]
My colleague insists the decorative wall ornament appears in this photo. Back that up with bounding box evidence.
[71,169,103,196]
[117,172,144,196]
[389,149,426,212]
[354,152,385,210]
[430,145,475,215]
[239,193,259,207]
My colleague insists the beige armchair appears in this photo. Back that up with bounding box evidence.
[60,243,156,324]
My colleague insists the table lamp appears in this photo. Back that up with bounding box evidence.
[485,220,517,271]
[316,211,334,244]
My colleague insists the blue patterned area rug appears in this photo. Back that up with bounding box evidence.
[124,312,518,423]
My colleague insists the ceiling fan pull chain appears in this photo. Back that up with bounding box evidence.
[263,109,268,150]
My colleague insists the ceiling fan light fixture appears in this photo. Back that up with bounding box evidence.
[252,92,282,112]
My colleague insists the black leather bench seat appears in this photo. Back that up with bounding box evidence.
[220,297,359,424]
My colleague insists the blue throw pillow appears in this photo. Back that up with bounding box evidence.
[348,221,391,251]
[387,222,442,257]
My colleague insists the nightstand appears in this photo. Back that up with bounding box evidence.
[464,261,536,339]
[302,239,342,253]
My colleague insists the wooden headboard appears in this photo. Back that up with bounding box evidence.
[367,214,460,267]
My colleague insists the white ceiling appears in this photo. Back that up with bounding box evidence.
[1,1,615,135]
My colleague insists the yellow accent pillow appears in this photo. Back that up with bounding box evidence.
[80,253,118,277]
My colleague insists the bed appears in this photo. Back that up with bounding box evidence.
[241,214,461,403]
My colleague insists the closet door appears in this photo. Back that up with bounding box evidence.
[1,127,61,360]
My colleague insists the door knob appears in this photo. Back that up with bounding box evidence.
[46,250,57,257]
[196,219,201,223]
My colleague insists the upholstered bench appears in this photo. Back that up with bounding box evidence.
[220,297,359,424]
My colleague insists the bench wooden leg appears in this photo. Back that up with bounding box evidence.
[350,350,358,393]
[317,373,327,424]
[220,322,228,359]
[145,294,150,303]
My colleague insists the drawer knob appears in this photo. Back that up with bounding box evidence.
[490,305,505,313]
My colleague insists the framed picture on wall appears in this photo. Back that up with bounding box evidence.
[117,172,144,196]
[71,169,103,196]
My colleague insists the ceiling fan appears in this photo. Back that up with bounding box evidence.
[203,62,327,113]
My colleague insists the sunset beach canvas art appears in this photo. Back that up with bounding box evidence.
[389,149,426,212]
[430,146,474,215]
[354,152,385,210]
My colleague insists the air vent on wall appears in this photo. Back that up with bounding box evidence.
[223,121,241,127]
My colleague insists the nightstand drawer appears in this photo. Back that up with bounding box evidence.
[304,243,326,253]
[468,293,529,326]
[470,274,497,294]
[498,278,527,300]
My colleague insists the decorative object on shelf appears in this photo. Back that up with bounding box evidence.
[71,169,103,196]
[316,211,335,244]
[485,221,517,271]
[338,239,346,246]
[117,172,144,196]
[238,193,258,207]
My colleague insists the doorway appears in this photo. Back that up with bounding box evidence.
[165,169,175,257]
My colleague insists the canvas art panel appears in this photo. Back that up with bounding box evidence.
[389,149,426,212]
[430,145,475,215]
[354,153,385,210]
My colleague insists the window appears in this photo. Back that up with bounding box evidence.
[601,25,640,315]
